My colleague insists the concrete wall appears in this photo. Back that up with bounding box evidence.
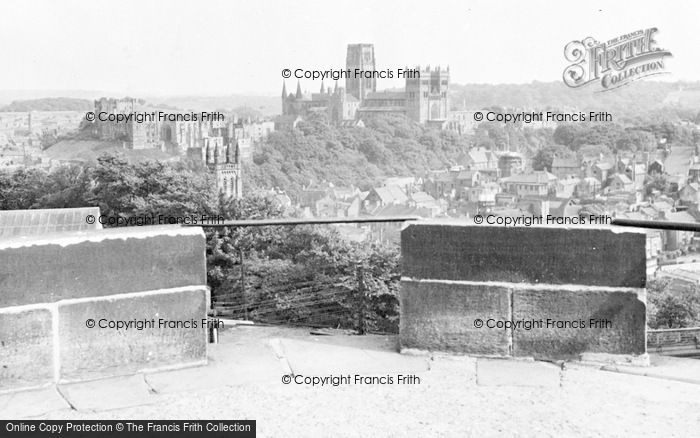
[0,226,208,392]
[400,223,648,363]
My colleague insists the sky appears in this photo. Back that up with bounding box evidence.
[0,0,698,96]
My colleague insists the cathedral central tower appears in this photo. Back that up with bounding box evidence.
[345,44,376,102]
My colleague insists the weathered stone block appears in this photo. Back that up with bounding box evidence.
[0,308,53,391]
[401,223,646,288]
[512,288,646,359]
[57,287,207,381]
[400,280,510,355]
[0,226,206,307]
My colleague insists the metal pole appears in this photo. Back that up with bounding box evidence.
[611,218,700,233]
[357,264,366,335]
[186,216,421,228]
[240,248,247,320]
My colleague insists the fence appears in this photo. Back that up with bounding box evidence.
[190,216,417,334]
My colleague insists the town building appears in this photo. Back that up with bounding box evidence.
[501,171,557,198]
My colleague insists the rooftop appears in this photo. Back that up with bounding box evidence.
[503,171,557,184]
[371,185,409,204]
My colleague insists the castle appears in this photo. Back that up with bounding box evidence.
[281,44,450,126]
[93,98,242,198]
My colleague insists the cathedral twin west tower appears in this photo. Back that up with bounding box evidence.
[282,43,450,125]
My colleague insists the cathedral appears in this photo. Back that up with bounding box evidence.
[281,44,450,126]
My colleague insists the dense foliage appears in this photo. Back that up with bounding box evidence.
[244,113,555,198]
[647,278,700,329]
[0,155,401,332]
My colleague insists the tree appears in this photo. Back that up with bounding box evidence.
[553,124,579,147]
[644,174,670,197]
[532,145,574,171]
[615,129,656,152]
[647,278,700,329]
[0,167,48,209]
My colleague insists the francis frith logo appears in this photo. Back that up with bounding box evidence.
[563,28,672,91]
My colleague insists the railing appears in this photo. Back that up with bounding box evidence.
[190,215,700,353]
[612,218,700,232]
[182,215,421,228]
[190,216,419,334]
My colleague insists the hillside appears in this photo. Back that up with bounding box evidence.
[152,95,280,116]
[450,81,700,114]
[243,113,555,197]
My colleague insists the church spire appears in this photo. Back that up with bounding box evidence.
[282,81,287,98]
[320,81,325,93]
[334,80,338,93]
[295,80,302,98]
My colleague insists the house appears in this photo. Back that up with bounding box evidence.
[609,174,634,192]
[424,172,458,199]
[466,182,500,205]
[648,159,664,175]
[382,176,419,195]
[410,191,437,206]
[501,171,557,198]
[622,162,646,190]
[593,161,614,184]
[679,182,700,205]
[456,170,481,197]
[329,186,361,201]
[464,148,498,170]
[497,152,524,178]
[337,196,362,218]
[363,185,409,213]
[551,157,580,179]
[495,192,517,207]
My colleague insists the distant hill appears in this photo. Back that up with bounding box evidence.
[151,95,280,116]
[2,80,699,117]
[0,89,108,107]
[0,97,93,112]
[449,81,700,114]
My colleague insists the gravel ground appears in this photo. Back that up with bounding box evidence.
[44,325,700,437]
